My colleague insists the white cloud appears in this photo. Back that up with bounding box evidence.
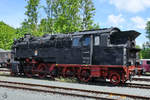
[109,0,150,13]
[131,16,150,29]
[131,16,146,29]
[147,18,150,21]
[107,14,150,30]
[108,14,125,27]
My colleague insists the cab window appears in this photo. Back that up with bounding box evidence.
[72,37,81,47]
[82,37,91,46]
[146,61,150,64]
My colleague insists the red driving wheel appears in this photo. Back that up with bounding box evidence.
[109,72,121,85]
[78,69,91,82]
[37,63,47,79]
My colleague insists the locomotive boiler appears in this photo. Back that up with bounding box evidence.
[11,27,141,85]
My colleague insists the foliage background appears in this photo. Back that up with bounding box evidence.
[0,0,99,50]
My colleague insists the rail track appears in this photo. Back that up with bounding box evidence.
[133,77,150,82]
[0,80,150,100]
[123,83,150,90]
[0,69,10,72]
[0,69,150,91]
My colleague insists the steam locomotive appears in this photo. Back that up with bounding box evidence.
[11,27,141,85]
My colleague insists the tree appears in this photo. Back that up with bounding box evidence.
[80,0,98,30]
[0,21,16,50]
[38,18,53,36]
[42,0,55,33]
[53,0,81,33]
[136,45,142,59]
[23,0,98,35]
[146,21,150,41]
[25,0,40,35]
[140,43,150,59]
[140,48,150,59]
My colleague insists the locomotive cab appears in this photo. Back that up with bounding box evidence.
[109,30,140,66]
[72,29,141,66]
[72,32,110,65]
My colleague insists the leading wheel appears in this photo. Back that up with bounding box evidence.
[37,63,47,79]
[78,69,91,82]
[109,72,121,85]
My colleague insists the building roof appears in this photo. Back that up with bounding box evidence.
[0,48,11,52]
[140,59,150,61]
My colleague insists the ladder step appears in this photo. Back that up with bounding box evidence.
[82,57,90,59]
[82,51,90,54]
[82,61,90,64]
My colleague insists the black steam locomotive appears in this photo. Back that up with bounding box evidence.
[11,27,141,85]
[12,27,140,65]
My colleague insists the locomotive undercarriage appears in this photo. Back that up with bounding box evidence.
[11,58,135,85]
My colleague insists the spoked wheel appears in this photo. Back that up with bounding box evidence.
[24,65,33,78]
[37,63,47,79]
[78,69,91,82]
[109,72,121,85]
[63,68,75,78]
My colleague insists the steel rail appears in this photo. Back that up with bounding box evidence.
[1,73,150,90]
[0,80,149,100]
[0,81,114,100]
[133,78,150,82]
[125,83,150,89]
[0,69,10,72]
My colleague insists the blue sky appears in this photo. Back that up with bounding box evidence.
[0,0,150,47]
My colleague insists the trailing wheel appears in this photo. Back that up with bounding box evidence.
[37,63,47,79]
[109,72,121,85]
[78,69,91,82]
